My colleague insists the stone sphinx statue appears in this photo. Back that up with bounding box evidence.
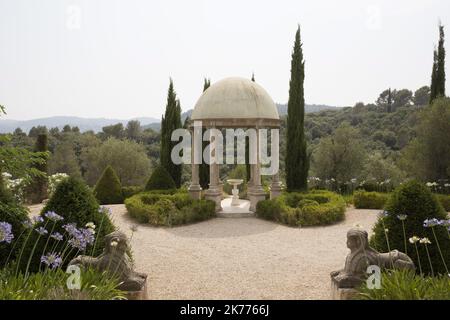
[68,231,147,295]
[331,228,415,290]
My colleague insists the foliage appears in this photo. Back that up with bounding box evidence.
[401,98,450,182]
[285,26,309,191]
[435,194,450,212]
[312,123,366,183]
[121,186,144,199]
[0,267,125,300]
[47,173,69,198]
[256,190,345,227]
[125,192,215,226]
[18,177,115,273]
[160,79,182,188]
[94,166,124,205]
[353,191,388,209]
[357,270,450,300]
[145,165,176,191]
[26,133,49,203]
[430,23,446,104]
[48,141,82,179]
[82,138,151,186]
[0,173,30,267]
[370,180,450,275]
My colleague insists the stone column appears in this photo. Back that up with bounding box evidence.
[247,128,266,212]
[188,128,202,200]
[204,128,222,211]
[270,172,282,199]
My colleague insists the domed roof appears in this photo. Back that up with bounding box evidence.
[191,77,279,121]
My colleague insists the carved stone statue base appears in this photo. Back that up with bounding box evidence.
[331,278,359,300]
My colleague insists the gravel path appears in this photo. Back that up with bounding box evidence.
[29,205,379,300]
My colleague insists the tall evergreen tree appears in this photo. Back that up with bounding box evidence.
[285,25,309,191]
[387,87,392,113]
[199,78,211,189]
[430,23,446,104]
[160,79,182,187]
[28,133,49,203]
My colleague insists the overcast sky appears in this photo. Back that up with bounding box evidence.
[0,0,449,120]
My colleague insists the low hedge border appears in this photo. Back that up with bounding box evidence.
[125,191,216,226]
[256,190,346,227]
[353,191,389,209]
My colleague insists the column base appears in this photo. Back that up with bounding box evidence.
[205,188,222,212]
[269,182,282,200]
[247,186,266,212]
[188,184,202,200]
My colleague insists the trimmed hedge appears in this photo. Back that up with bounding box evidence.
[18,177,115,273]
[145,166,176,191]
[125,192,215,226]
[353,191,388,209]
[370,180,450,275]
[0,173,30,267]
[94,166,124,205]
[256,190,346,227]
[121,186,144,199]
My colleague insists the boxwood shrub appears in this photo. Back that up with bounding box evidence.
[145,166,176,191]
[435,194,450,212]
[93,165,124,205]
[121,186,144,199]
[125,192,215,226]
[370,180,450,275]
[256,190,346,227]
[353,191,388,209]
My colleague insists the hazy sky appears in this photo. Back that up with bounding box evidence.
[1,0,449,120]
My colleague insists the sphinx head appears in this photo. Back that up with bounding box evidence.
[104,231,129,254]
[346,228,369,252]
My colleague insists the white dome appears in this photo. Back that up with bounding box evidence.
[191,77,279,120]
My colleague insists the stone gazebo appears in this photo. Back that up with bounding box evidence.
[188,77,282,214]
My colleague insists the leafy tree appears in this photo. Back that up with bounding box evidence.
[199,78,211,189]
[82,138,151,186]
[28,126,47,138]
[126,120,142,141]
[160,79,182,187]
[392,89,413,109]
[312,123,366,183]
[93,165,123,204]
[413,86,431,106]
[26,134,49,203]
[145,165,176,191]
[285,25,309,191]
[401,97,450,181]
[101,123,124,140]
[48,141,82,178]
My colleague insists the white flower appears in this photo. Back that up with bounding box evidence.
[409,236,420,244]
[420,237,431,244]
[384,228,389,233]
[85,222,96,230]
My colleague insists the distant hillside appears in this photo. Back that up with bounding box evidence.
[0,116,160,134]
[1,104,340,133]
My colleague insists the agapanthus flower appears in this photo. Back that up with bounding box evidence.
[420,237,431,244]
[379,210,389,219]
[50,232,63,241]
[35,226,48,236]
[68,227,94,251]
[439,219,450,227]
[409,236,420,244]
[0,222,14,243]
[44,211,63,222]
[40,253,62,269]
[99,206,112,215]
[397,214,408,221]
[423,218,440,228]
[62,223,78,237]
[32,216,44,224]
[22,220,33,229]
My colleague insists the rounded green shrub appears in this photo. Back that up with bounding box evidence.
[94,165,124,204]
[121,186,144,199]
[370,180,450,275]
[18,177,115,273]
[256,190,346,227]
[125,192,215,226]
[0,173,29,267]
[353,191,388,209]
[145,166,176,191]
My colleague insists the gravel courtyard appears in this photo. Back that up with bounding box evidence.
[29,205,379,300]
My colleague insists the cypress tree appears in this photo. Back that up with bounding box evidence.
[430,23,446,104]
[160,79,183,188]
[28,133,49,203]
[387,88,392,113]
[199,78,211,189]
[285,25,309,191]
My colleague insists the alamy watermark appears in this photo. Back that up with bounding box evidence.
[170,121,280,176]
